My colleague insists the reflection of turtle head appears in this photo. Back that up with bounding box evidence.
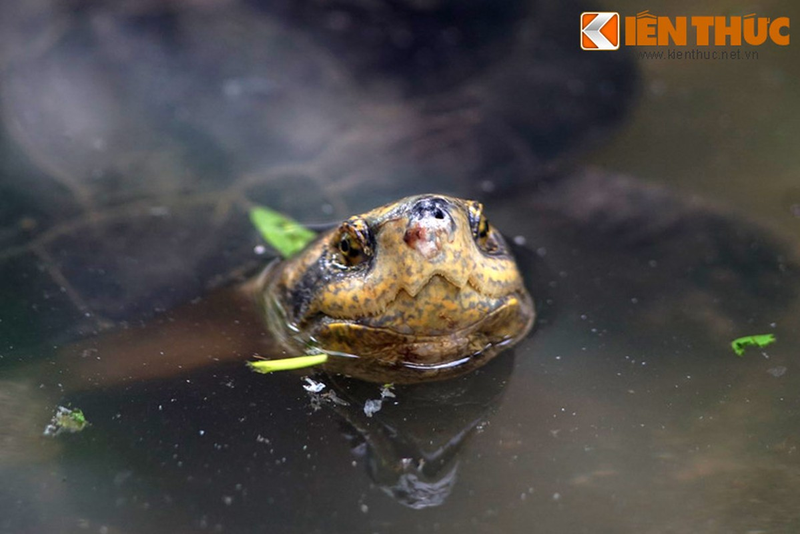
[261,194,534,383]
[373,457,459,510]
[324,352,515,508]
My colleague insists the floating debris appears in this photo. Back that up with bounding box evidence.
[307,386,349,412]
[379,383,396,399]
[43,406,89,437]
[248,205,316,258]
[359,385,397,417]
[302,377,326,393]
[248,353,328,374]
[364,399,383,418]
[730,334,776,356]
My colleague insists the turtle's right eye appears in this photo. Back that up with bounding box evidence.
[338,233,364,262]
[334,217,372,267]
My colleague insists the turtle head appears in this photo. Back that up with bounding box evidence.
[261,194,534,382]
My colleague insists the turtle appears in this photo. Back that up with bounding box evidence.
[258,194,534,383]
[33,193,534,391]
[1,0,799,532]
[0,0,637,354]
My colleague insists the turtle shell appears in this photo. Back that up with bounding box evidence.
[0,0,794,364]
[0,0,637,351]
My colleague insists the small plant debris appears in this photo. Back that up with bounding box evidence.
[43,406,89,437]
[730,334,776,356]
[248,205,316,259]
[248,353,329,374]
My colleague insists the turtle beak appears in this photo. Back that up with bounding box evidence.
[403,197,455,260]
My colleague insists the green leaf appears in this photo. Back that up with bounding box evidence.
[249,206,316,259]
[70,409,87,425]
[43,406,89,437]
[731,333,776,356]
[247,354,329,374]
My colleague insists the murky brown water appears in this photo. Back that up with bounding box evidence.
[585,0,800,245]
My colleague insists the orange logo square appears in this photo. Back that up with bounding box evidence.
[581,12,620,50]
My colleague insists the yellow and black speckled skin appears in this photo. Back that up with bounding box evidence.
[258,194,535,383]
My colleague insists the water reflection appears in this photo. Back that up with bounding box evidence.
[319,354,515,509]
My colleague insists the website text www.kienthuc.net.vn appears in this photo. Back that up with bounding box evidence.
[636,48,760,60]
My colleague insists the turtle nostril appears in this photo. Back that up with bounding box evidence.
[411,197,450,221]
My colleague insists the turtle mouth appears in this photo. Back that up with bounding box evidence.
[310,289,534,366]
[324,297,519,342]
[260,260,534,368]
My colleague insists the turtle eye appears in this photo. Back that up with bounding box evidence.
[476,214,490,242]
[334,217,373,267]
[468,201,499,253]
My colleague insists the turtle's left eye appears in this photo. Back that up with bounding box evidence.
[334,217,373,267]
[468,201,499,253]
[476,214,490,243]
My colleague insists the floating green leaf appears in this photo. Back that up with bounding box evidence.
[249,206,316,259]
[731,334,776,356]
[43,406,89,437]
[248,354,329,374]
